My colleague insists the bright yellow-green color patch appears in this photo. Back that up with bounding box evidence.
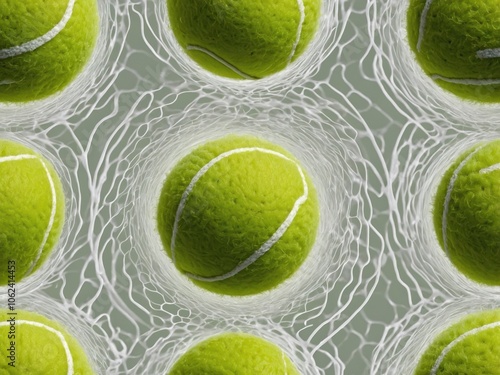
[167,0,321,79]
[0,139,65,285]
[0,309,95,374]
[157,135,319,296]
[0,0,99,103]
[169,333,300,375]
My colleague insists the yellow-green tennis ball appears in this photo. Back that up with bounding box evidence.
[407,0,500,102]
[0,0,99,103]
[414,309,500,374]
[157,135,319,296]
[0,309,95,374]
[167,0,321,79]
[169,332,300,375]
[0,139,65,285]
[433,140,500,285]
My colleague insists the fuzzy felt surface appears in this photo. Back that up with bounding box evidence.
[433,140,500,285]
[0,140,64,285]
[157,135,319,296]
[0,0,99,102]
[169,333,300,375]
[407,0,500,102]
[167,0,321,79]
[0,309,95,374]
[414,310,500,375]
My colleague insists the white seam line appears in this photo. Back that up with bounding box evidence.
[0,80,15,86]
[432,74,500,85]
[477,48,500,59]
[431,320,500,375]
[282,349,288,374]
[287,0,305,64]
[0,154,57,275]
[186,45,256,79]
[0,0,75,60]
[417,0,433,52]
[171,147,309,282]
[0,320,74,375]
[442,146,485,256]
[480,163,500,174]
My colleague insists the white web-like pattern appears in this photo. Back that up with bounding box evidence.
[3,0,500,373]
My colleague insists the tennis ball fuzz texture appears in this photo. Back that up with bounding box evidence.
[169,333,300,375]
[433,140,500,285]
[0,309,95,374]
[415,309,500,375]
[0,0,99,103]
[157,135,319,296]
[167,0,321,79]
[407,0,500,102]
[0,139,65,285]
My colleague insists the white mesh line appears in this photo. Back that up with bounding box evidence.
[0,0,75,60]
[171,147,309,282]
[0,319,74,375]
[0,154,58,275]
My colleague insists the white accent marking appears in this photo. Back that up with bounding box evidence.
[417,0,434,51]
[288,0,306,64]
[171,147,309,282]
[0,0,75,60]
[0,319,74,375]
[432,74,500,86]
[431,320,500,375]
[186,45,255,79]
[0,154,58,275]
[477,48,500,59]
[0,80,15,85]
[480,163,500,174]
[442,146,485,256]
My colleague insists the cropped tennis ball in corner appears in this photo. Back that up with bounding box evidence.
[0,139,65,285]
[433,139,500,285]
[0,309,95,374]
[167,0,321,79]
[0,0,99,103]
[157,135,320,296]
[415,309,500,375]
[407,0,500,102]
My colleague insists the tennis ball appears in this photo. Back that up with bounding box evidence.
[157,135,319,296]
[407,0,500,102]
[167,0,321,79]
[169,332,300,375]
[0,139,65,285]
[0,0,99,103]
[0,309,95,374]
[414,309,500,374]
[433,140,500,285]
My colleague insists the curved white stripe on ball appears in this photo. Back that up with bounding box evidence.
[477,48,500,59]
[0,0,76,60]
[480,162,500,174]
[171,147,309,282]
[0,319,74,375]
[432,74,500,85]
[0,154,58,275]
[441,146,484,255]
[417,0,434,52]
[186,45,256,79]
[0,80,15,85]
[430,320,500,375]
[287,0,306,64]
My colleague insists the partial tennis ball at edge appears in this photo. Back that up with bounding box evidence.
[0,309,95,374]
[169,332,300,375]
[167,0,321,79]
[0,0,99,103]
[157,135,320,296]
[0,139,65,285]
[407,0,500,102]
[433,140,500,285]
[414,309,500,374]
